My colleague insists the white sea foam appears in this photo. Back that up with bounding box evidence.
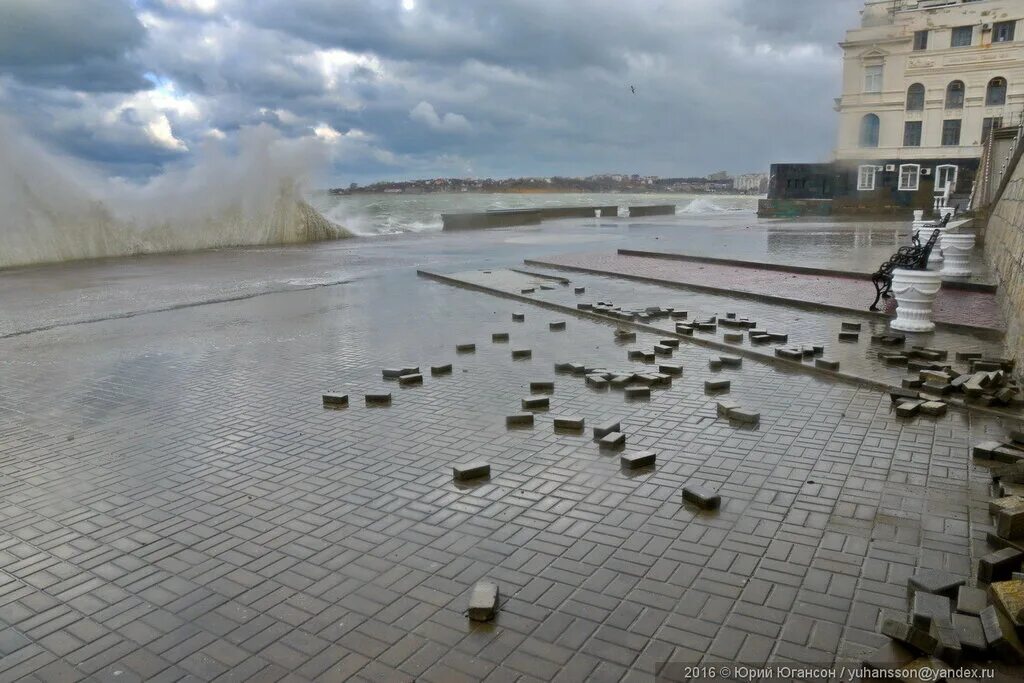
[0,119,349,269]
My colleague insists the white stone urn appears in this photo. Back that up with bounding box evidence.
[941,232,976,277]
[890,268,942,333]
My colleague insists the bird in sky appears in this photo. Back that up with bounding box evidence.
[630,85,636,94]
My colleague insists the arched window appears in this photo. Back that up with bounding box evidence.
[859,114,880,148]
[987,77,1007,106]
[946,80,965,109]
[906,83,925,111]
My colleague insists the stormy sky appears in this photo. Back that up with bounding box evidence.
[0,0,864,185]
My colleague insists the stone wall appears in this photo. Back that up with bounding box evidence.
[984,165,1024,374]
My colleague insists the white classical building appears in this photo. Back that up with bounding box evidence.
[835,0,1024,198]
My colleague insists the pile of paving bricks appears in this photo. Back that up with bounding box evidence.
[553,359,677,401]
[577,301,689,324]
[886,345,1022,411]
[976,432,1024,499]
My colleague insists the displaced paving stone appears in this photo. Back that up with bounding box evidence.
[625,386,651,400]
[978,548,1024,583]
[951,613,987,659]
[398,373,423,386]
[511,349,533,359]
[676,324,694,336]
[731,409,760,426]
[521,288,535,294]
[468,581,499,621]
[505,413,534,427]
[456,343,476,353]
[974,440,1006,459]
[671,311,688,319]
[614,329,637,342]
[659,339,680,348]
[492,332,510,343]
[716,400,740,418]
[768,332,789,343]
[609,374,632,389]
[598,431,626,451]
[659,364,683,375]
[574,287,585,294]
[724,333,743,343]
[997,508,1024,540]
[530,381,555,393]
[365,392,392,405]
[553,416,585,431]
[907,570,967,600]
[569,363,588,375]
[928,617,961,664]
[750,333,772,344]
[896,400,925,418]
[775,347,803,360]
[621,451,656,469]
[383,367,418,379]
[653,345,672,356]
[838,331,860,342]
[911,592,951,629]
[586,374,609,389]
[512,312,525,322]
[453,461,490,481]
[431,363,453,375]
[719,355,742,368]
[704,379,731,393]
[593,420,621,439]
[990,496,1024,516]
[549,321,567,331]
[521,396,549,410]
[682,485,721,510]
[322,393,349,407]
[980,604,1024,661]
[708,359,723,371]
[881,618,937,654]
[815,358,840,371]
[920,401,948,417]
[842,322,863,331]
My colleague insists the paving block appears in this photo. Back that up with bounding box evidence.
[625,387,651,400]
[383,367,415,379]
[951,613,987,659]
[614,330,637,342]
[980,604,1024,662]
[553,416,585,431]
[431,363,453,375]
[676,324,694,336]
[768,332,789,343]
[621,451,656,469]
[609,375,632,389]
[724,333,744,343]
[708,358,723,371]
[549,321,567,331]
[862,641,917,671]
[521,288,535,294]
[593,420,621,439]
[453,461,490,481]
[896,400,924,418]
[974,440,1006,459]
[398,373,423,386]
[704,379,731,393]
[506,413,534,427]
[569,363,588,375]
[659,364,683,375]
[838,331,860,342]
[598,431,626,451]
[719,355,742,368]
[628,350,647,361]
[956,586,988,616]
[574,287,586,294]
[997,508,1024,540]
[731,409,760,426]
[660,339,680,348]
[530,381,555,393]
[512,312,525,322]
[989,580,1024,628]
[521,396,549,410]
[468,581,499,621]
[322,393,349,407]
[775,347,803,360]
[586,375,609,389]
[511,349,532,359]
[920,401,948,417]
[842,322,863,331]
[456,343,476,353]
[815,358,840,371]
[979,548,1024,583]
[903,378,924,390]
[653,345,672,356]
[928,617,961,664]
[990,496,1024,516]
[911,592,951,629]
[365,392,392,405]
[716,400,740,418]
[881,618,938,655]
[682,485,721,510]
[492,332,510,343]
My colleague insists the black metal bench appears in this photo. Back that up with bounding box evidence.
[869,228,941,311]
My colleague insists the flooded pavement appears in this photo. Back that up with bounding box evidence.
[0,212,1019,681]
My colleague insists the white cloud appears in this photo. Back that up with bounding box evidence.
[409,101,471,134]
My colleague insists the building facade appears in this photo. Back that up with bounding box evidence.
[767,0,1024,212]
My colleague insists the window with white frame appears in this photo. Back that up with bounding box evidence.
[936,165,958,193]
[857,165,878,191]
[864,65,883,93]
[898,164,920,191]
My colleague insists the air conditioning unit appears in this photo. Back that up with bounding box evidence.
[885,164,896,171]
[982,23,992,31]
[921,168,932,176]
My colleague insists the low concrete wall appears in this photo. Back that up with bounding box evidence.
[628,205,675,217]
[984,169,1024,375]
[442,205,619,231]
[757,199,832,217]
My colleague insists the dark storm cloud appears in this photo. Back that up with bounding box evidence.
[0,0,867,181]
[0,0,150,91]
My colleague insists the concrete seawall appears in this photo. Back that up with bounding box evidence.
[627,205,676,217]
[441,205,618,231]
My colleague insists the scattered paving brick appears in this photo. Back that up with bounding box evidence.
[625,386,651,400]
[322,392,349,407]
[951,613,987,659]
[928,618,962,664]
[492,332,510,342]
[920,401,948,417]
[468,581,499,622]
[530,381,555,393]
[586,374,609,389]
[521,287,535,294]
[431,362,453,375]
[911,592,952,629]
[365,392,392,405]
[549,321,567,331]
[659,363,683,375]
[653,344,672,356]
[621,450,656,469]
[574,287,585,294]
[838,331,860,342]
[731,409,760,426]
[724,332,743,343]
[505,413,534,427]
[908,570,966,599]
[553,416,585,431]
[719,355,742,368]
[978,548,1024,583]
[398,373,423,386]
[456,343,476,352]
[704,379,730,393]
[511,348,533,359]
[842,321,862,331]
[512,312,525,321]
[815,358,840,371]
[598,431,626,451]
[592,420,621,439]
[708,358,723,371]
[453,461,491,481]
[896,400,925,418]
[682,485,721,510]
[521,396,549,410]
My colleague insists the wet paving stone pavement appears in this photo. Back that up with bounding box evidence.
[1,216,1022,681]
